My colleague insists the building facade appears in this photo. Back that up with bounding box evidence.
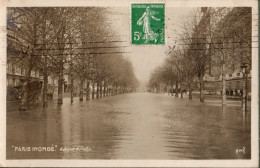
[197,7,252,96]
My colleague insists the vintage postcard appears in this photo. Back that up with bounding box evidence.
[0,0,258,167]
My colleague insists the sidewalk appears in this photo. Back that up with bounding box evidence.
[161,92,251,107]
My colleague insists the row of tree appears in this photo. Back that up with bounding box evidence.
[148,7,252,105]
[7,7,138,110]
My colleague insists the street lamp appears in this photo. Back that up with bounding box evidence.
[240,63,248,112]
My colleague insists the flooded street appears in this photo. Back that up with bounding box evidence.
[7,92,251,159]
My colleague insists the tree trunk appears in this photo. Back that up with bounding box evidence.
[115,84,118,95]
[96,82,99,99]
[175,82,178,98]
[42,25,48,107]
[199,75,204,102]
[20,82,29,111]
[222,72,226,106]
[171,85,173,96]
[70,74,74,103]
[180,83,183,98]
[79,78,84,101]
[86,80,90,100]
[42,67,48,107]
[99,82,102,98]
[92,81,95,99]
[19,65,32,111]
[188,79,193,100]
[103,81,106,97]
[58,72,64,104]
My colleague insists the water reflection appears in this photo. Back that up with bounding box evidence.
[7,101,63,159]
[7,93,251,159]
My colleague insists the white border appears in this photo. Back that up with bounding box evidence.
[0,0,258,167]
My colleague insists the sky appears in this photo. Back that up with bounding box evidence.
[105,7,197,84]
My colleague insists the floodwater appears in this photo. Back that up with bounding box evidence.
[6,92,251,159]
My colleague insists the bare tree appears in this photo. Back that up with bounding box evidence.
[7,8,47,110]
[208,7,251,105]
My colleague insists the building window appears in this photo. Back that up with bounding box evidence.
[236,81,240,89]
[19,79,23,85]
[13,78,16,86]
[12,65,15,74]
[16,66,21,75]
[8,78,12,85]
[237,73,240,76]
[22,68,25,75]
[48,76,52,84]
[8,64,12,74]
[229,74,232,77]
[31,70,35,77]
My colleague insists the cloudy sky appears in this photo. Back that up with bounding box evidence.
[105,7,197,84]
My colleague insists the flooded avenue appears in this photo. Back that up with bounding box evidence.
[7,92,251,159]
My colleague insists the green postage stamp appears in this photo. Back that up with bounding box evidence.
[131,3,165,45]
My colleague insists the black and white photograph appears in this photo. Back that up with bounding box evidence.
[0,0,258,167]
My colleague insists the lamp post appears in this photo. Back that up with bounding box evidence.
[240,63,248,112]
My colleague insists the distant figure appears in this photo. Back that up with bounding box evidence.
[240,89,243,97]
[137,6,161,43]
